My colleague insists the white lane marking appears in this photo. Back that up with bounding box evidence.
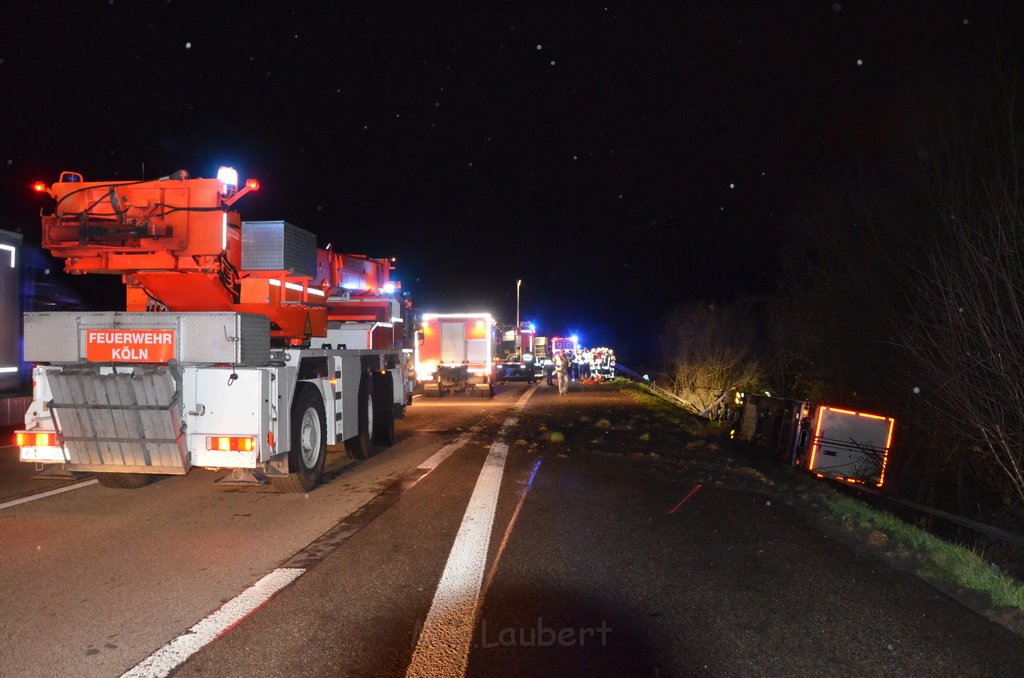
[407,384,537,678]
[123,407,506,677]
[480,458,543,604]
[417,421,488,471]
[122,567,305,678]
[513,386,535,410]
[0,478,99,511]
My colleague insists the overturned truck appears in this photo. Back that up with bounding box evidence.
[735,394,894,488]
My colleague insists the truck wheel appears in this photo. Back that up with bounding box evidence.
[372,372,396,447]
[345,374,374,459]
[277,384,327,493]
[96,473,153,489]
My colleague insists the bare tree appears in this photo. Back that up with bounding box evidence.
[902,216,1024,505]
[660,301,766,415]
[900,61,1024,507]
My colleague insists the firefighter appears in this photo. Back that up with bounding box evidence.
[554,350,570,395]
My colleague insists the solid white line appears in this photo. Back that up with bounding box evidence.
[406,385,537,678]
[122,567,305,678]
[0,478,99,511]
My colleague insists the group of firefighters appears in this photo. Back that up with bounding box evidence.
[549,347,617,395]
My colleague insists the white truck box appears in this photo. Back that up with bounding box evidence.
[807,406,894,487]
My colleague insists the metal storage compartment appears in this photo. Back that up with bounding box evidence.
[24,312,271,365]
[241,220,317,277]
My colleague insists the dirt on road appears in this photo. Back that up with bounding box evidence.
[474,380,1024,676]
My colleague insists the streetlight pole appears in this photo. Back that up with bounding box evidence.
[515,279,522,354]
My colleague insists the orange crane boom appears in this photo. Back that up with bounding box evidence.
[35,169,405,343]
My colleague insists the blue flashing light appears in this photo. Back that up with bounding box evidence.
[216,166,239,187]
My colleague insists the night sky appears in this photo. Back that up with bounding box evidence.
[0,2,1019,363]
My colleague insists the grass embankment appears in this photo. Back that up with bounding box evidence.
[617,378,1024,612]
[822,494,1024,610]
[618,379,705,430]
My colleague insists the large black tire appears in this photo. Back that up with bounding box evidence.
[276,384,327,493]
[345,374,374,459]
[372,372,396,447]
[96,472,153,489]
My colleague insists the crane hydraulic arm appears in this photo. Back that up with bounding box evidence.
[34,168,402,343]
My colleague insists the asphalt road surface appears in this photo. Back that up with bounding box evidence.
[2,382,1024,677]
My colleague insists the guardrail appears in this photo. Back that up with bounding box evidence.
[843,482,1024,550]
[614,364,692,410]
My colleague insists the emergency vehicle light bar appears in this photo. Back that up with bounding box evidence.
[421,312,494,321]
[217,166,239,190]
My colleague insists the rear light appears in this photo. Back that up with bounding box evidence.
[15,431,58,447]
[206,435,256,452]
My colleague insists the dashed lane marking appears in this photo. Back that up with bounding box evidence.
[281,418,493,570]
[0,478,98,511]
[123,414,506,677]
[121,568,305,678]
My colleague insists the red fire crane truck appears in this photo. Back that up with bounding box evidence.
[414,312,496,396]
[15,168,413,492]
